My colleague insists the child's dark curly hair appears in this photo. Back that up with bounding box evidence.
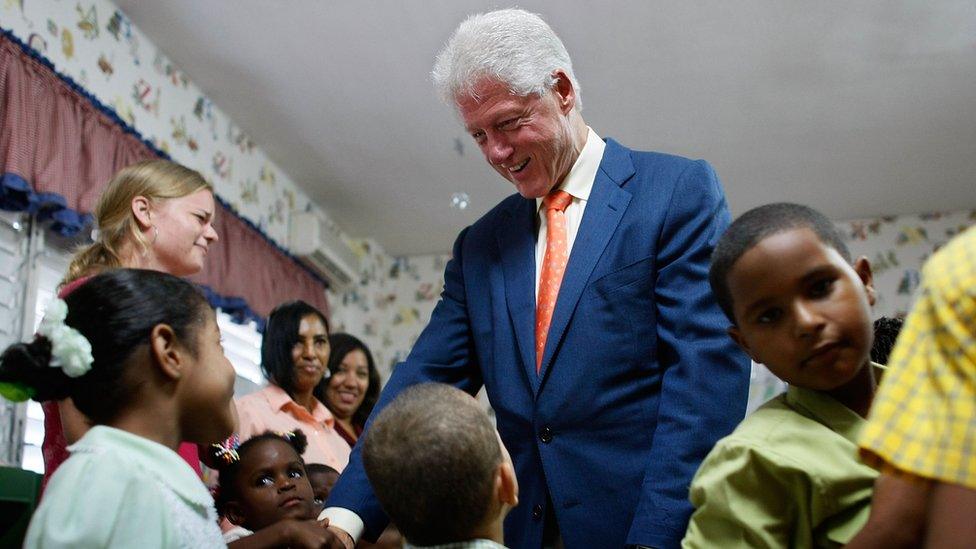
[208,429,309,518]
[871,316,905,365]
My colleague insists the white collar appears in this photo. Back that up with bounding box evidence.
[536,127,605,211]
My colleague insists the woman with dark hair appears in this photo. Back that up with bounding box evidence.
[234,301,350,472]
[315,333,381,446]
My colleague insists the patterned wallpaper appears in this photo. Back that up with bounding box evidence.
[1,0,345,250]
[335,208,976,385]
[5,0,974,392]
[841,209,976,318]
[329,239,449,381]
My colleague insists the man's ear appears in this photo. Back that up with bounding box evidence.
[131,195,153,230]
[495,460,519,508]
[223,501,246,527]
[149,324,185,381]
[551,69,576,115]
[853,256,877,307]
[728,326,758,363]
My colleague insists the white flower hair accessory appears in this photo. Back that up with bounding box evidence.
[37,299,94,378]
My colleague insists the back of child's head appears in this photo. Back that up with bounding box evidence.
[209,429,315,530]
[871,316,904,364]
[362,383,502,546]
[0,268,210,424]
[709,202,850,324]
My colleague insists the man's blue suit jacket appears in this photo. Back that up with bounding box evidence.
[327,139,750,549]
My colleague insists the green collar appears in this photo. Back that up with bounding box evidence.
[785,362,885,446]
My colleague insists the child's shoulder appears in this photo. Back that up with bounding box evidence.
[50,426,200,508]
[50,431,174,506]
[707,393,842,464]
[728,393,812,434]
[53,432,153,488]
[27,442,172,546]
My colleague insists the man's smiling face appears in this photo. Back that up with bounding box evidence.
[457,77,579,199]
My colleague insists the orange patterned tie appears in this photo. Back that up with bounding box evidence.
[536,190,573,373]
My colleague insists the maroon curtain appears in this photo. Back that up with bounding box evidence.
[0,33,328,318]
[0,37,152,213]
[189,205,331,317]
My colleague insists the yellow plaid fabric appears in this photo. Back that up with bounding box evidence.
[860,225,976,489]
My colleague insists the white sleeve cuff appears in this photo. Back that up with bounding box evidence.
[318,507,364,541]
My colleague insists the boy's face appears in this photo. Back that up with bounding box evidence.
[307,469,339,511]
[727,227,875,391]
[227,439,317,530]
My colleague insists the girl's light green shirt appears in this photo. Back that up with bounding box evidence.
[25,425,223,548]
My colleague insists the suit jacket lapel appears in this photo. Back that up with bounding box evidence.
[497,196,541,392]
[537,140,634,387]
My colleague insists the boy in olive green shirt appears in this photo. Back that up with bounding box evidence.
[682,203,882,548]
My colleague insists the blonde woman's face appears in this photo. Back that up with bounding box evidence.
[149,189,218,276]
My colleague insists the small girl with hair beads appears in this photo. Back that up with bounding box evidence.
[210,429,334,548]
[210,429,331,548]
[0,269,236,548]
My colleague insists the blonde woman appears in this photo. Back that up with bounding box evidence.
[42,159,219,486]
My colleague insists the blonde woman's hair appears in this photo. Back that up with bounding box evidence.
[63,159,212,285]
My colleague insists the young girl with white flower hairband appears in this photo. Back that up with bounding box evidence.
[0,269,237,548]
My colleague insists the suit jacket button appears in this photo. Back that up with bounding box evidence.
[532,504,544,520]
[539,426,553,443]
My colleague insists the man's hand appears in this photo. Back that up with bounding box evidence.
[327,525,356,549]
[228,518,352,549]
[280,519,336,548]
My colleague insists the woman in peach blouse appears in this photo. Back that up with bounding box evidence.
[234,300,350,472]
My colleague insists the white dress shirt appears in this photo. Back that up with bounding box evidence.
[534,127,604,299]
[320,128,607,542]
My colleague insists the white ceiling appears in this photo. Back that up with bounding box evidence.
[114,1,976,256]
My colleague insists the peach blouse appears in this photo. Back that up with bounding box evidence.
[234,384,350,472]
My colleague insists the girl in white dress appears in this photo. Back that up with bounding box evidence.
[0,269,237,548]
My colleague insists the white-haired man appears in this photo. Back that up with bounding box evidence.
[324,9,750,549]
